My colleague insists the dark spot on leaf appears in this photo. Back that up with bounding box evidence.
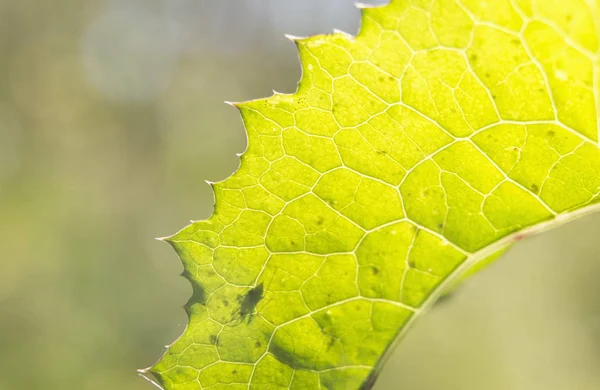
[437,223,443,229]
[232,370,237,375]
[223,300,229,307]
[255,341,262,348]
[531,184,539,193]
[372,266,379,275]
[511,38,520,45]
[485,72,491,78]
[209,335,217,345]
[290,240,296,245]
[513,147,519,152]
[408,260,416,268]
[327,337,335,350]
[316,216,324,225]
[469,54,477,62]
[547,130,555,137]
[239,283,264,320]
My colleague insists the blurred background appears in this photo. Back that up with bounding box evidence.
[0,1,599,389]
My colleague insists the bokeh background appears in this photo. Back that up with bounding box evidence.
[1,1,599,389]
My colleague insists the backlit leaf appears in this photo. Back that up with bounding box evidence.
[144,1,600,388]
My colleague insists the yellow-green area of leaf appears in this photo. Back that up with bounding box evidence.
[143,0,600,388]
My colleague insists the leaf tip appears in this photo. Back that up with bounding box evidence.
[284,33,307,42]
[138,368,164,389]
[224,100,242,109]
[332,28,355,40]
[355,1,375,9]
[156,234,177,244]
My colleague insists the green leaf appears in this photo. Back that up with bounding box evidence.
[144,1,600,388]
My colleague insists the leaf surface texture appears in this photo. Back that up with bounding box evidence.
[147,1,600,388]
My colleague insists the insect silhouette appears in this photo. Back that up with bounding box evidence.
[230,269,278,324]
[239,283,264,318]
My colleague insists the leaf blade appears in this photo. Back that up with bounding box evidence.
[147,1,600,388]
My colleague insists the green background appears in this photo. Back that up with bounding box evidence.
[0,1,599,389]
